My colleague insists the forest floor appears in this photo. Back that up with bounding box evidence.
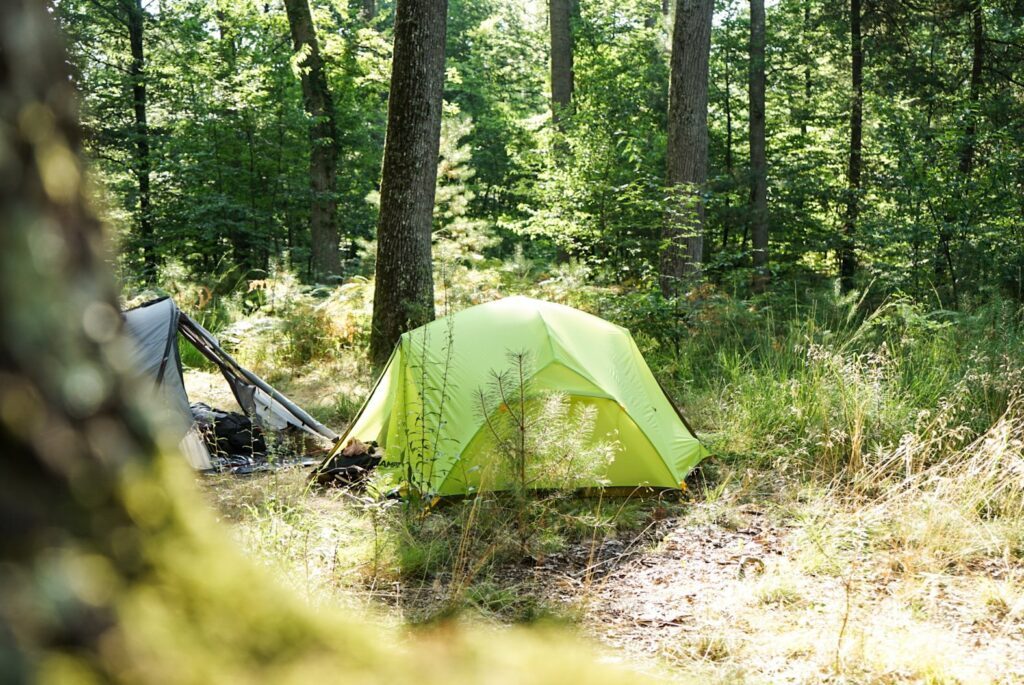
[195,457,1024,684]
[179,281,1024,684]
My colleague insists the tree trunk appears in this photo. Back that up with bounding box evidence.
[216,8,257,270]
[550,0,574,127]
[369,0,448,367]
[802,1,812,138]
[959,1,983,177]
[839,0,862,293]
[362,0,376,21]
[749,0,769,291]
[126,0,155,278]
[660,0,713,296]
[722,15,734,250]
[284,0,341,281]
[940,0,983,309]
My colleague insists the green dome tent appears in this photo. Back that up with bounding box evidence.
[331,296,707,494]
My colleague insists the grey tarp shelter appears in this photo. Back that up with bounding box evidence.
[123,297,338,469]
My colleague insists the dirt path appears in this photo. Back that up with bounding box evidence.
[530,503,1024,683]
[205,469,1024,682]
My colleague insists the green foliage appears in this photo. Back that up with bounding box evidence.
[636,289,1024,481]
[62,0,1024,301]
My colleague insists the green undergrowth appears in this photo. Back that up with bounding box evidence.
[182,263,1024,681]
[202,467,681,625]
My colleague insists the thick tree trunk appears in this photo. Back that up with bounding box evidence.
[749,0,769,291]
[550,0,574,127]
[839,0,862,293]
[0,0,156,667]
[126,0,155,278]
[369,0,448,367]
[660,0,713,296]
[284,0,341,281]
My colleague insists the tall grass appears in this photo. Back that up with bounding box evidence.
[623,290,1024,479]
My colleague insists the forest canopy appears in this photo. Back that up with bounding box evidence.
[53,0,1024,307]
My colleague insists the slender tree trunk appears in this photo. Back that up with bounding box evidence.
[369,0,448,367]
[839,0,862,293]
[722,17,734,250]
[939,0,984,309]
[550,0,574,127]
[284,0,341,281]
[959,1,983,177]
[126,0,155,278]
[749,0,769,291]
[801,0,811,138]
[216,8,256,270]
[660,0,713,296]
[362,0,376,21]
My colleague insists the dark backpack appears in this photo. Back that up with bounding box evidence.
[192,403,267,460]
[313,438,381,489]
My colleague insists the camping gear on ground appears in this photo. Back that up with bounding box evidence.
[191,402,268,462]
[313,438,382,489]
[313,296,708,495]
[123,297,338,469]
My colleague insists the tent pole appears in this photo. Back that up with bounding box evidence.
[178,315,338,442]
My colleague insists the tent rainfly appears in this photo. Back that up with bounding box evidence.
[322,296,707,494]
[123,297,338,469]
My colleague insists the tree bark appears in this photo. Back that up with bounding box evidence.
[126,0,155,278]
[284,0,341,281]
[722,14,734,249]
[958,0,983,177]
[839,0,862,293]
[939,0,983,309]
[660,0,713,296]
[749,0,769,291]
[369,0,448,367]
[362,0,376,21]
[550,0,574,127]
[802,0,811,138]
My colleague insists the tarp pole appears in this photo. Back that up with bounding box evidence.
[178,315,338,442]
